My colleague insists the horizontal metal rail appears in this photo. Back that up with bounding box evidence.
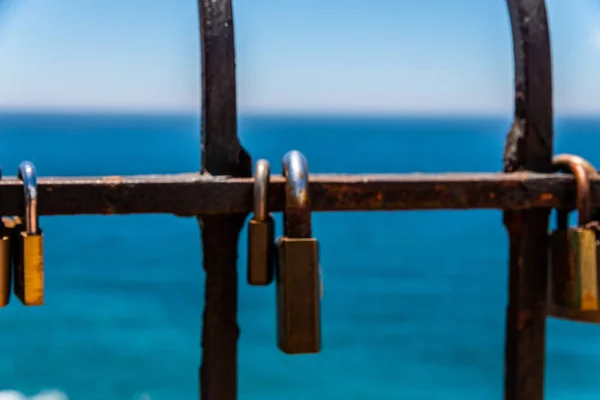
[0,172,594,215]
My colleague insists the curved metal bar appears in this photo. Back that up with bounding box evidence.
[282,150,311,238]
[503,1,554,399]
[17,161,38,234]
[253,159,270,221]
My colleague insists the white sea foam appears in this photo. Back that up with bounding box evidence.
[0,391,151,400]
[0,391,68,400]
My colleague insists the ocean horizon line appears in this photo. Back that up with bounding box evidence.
[0,108,600,121]
[1,108,599,121]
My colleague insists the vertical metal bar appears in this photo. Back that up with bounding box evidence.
[503,1,553,399]
[198,0,252,399]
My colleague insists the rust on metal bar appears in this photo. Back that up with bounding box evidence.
[0,172,594,215]
[503,1,553,399]
[198,0,251,399]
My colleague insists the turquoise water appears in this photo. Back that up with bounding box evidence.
[0,113,599,399]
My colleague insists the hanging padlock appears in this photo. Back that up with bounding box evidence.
[13,161,44,306]
[0,219,11,308]
[247,159,275,286]
[0,216,24,308]
[275,150,321,354]
[548,154,600,322]
[0,165,11,308]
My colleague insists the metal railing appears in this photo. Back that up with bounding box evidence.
[0,0,567,399]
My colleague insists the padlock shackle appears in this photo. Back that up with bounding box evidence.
[282,150,311,239]
[253,159,270,221]
[553,154,597,177]
[17,161,38,234]
[552,155,593,226]
[554,153,600,222]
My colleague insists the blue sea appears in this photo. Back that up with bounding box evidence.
[0,113,600,400]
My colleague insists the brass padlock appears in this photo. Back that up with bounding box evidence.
[0,166,12,308]
[13,161,44,306]
[247,159,275,286]
[548,154,600,321]
[0,219,11,308]
[0,216,22,308]
[276,150,321,354]
[0,216,24,308]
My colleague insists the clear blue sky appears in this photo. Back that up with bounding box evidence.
[0,0,597,115]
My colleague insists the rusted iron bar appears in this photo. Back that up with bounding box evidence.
[198,0,252,399]
[0,173,594,215]
[503,1,553,399]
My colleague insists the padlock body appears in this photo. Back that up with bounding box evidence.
[14,231,44,306]
[276,236,320,354]
[247,215,275,286]
[549,227,598,314]
[0,234,11,307]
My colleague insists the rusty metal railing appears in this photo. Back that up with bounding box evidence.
[0,0,564,399]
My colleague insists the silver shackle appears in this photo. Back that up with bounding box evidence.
[18,161,39,234]
[253,159,270,221]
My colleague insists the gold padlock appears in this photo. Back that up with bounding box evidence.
[0,177,15,307]
[0,216,23,308]
[247,159,275,286]
[548,154,600,321]
[13,161,44,306]
[0,221,11,308]
[275,150,321,354]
